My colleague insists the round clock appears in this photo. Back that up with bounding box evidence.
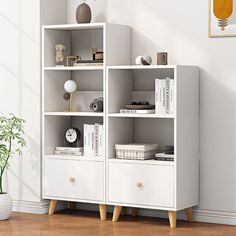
[65,127,81,144]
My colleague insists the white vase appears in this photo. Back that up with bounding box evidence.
[0,193,12,220]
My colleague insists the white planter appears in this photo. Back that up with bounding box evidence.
[0,193,12,220]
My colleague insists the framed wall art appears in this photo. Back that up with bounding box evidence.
[209,0,236,37]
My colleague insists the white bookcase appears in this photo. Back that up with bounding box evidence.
[42,23,130,219]
[106,65,199,228]
[42,23,199,228]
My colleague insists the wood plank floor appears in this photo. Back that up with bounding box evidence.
[0,210,236,236]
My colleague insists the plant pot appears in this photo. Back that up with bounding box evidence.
[76,3,92,23]
[0,193,12,220]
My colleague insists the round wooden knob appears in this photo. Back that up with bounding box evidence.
[69,177,75,182]
[136,182,142,188]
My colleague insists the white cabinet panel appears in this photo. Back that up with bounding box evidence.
[44,159,104,201]
[108,163,174,208]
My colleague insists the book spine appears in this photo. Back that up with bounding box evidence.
[155,79,159,114]
[170,79,174,114]
[98,124,103,157]
[94,124,99,157]
[84,124,88,157]
[166,77,170,114]
[162,79,166,114]
[91,125,95,157]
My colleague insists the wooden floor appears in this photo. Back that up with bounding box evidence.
[0,210,236,236]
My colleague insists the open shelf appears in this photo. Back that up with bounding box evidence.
[43,23,105,31]
[109,158,174,166]
[45,155,104,162]
[44,112,104,117]
[44,66,104,71]
[108,113,174,119]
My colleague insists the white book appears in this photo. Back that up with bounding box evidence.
[155,79,159,114]
[120,109,155,114]
[84,124,88,157]
[90,124,95,157]
[170,79,174,114]
[54,150,83,156]
[56,147,84,151]
[165,77,170,114]
[98,124,103,157]
[162,79,166,114]
[115,143,158,151]
[155,153,174,158]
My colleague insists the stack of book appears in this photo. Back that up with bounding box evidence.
[54,147,84,156]
[84,123,103,157]
[120,109,155,114]
[115,143,158,160]
[154,153,174,161]
[155,77,174,115]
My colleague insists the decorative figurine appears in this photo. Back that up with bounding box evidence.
[63,93,71,112]
[76,1,92,23]
[66,56,81,67]
[55,44,66,66]
[64,80,78,112]
[135,55,152,65]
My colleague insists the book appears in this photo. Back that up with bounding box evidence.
[155,157,174,161]
[155,153,174,159]
[120,109,155,114]
[56,147,84,151]
[155,78,174,115]
[98,124,103,157]
[115,143,158,152]
[54,150,83,156]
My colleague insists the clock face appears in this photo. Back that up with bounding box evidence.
[65,128,78,143]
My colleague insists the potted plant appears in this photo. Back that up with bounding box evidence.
[0,114,26,220]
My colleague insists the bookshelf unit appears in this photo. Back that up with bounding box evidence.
[106,65,199,228]
[42,23,130,219]
[42,23,199,228]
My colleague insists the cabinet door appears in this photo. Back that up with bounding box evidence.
[108,163,174,208]
[44,159,104,201]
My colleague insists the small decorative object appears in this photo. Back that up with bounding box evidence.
[209,0,236,37]
[135,55,152,65]
[157,52,168,65]
[0,114,26,220]
[63,93,71,112]
[64,80,78,112]
[90,97,103,112]
[93,51,103,60]
[55,44,66,66]
[125,101,155,110]
[76,0,92,24]
[65,127,81,146]
[66,56,81,67]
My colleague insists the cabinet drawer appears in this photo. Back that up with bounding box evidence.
[44,159,104,201]
[108,163,174,208]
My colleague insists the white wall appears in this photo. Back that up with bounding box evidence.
[0,0,67,213]
[67,0,236,224]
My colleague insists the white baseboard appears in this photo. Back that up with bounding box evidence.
[12,201,236,225]
[13,200,67,214]
[75,203,236,226]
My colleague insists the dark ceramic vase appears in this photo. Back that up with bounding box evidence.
[76,3,92,24]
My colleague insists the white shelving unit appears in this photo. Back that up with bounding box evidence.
[106,65,199,228]
[42,23,199,228]
[42,23,130,219]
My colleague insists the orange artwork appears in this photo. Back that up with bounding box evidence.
[209,0,236,37]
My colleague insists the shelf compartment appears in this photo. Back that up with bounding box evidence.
[44,116,103,155]
[44,112,104,117]
[45,155,104,162]
[107,67,174,114]
[107,117,174,160]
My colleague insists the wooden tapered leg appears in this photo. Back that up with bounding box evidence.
[112,206,123,222]
[168,211,176,228]
[131,208,139,217]
[49,200,58,215]
[185,208,193,222]
[68,202,77,210]
[99,204,107,221]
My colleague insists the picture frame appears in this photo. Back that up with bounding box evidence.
[209,0,236,38]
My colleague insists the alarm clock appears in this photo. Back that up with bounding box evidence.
[65,127,81,144]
